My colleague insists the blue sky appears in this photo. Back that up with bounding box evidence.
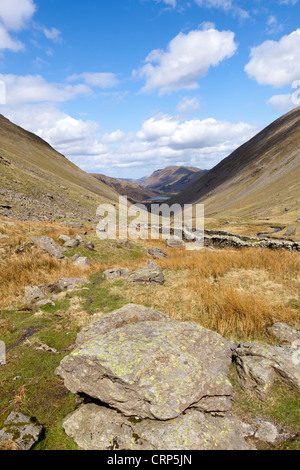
[0,0,299,178]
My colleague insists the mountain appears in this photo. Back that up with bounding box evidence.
[0,114,119,222]
[172,107,300,220]
[140,166,207,194]
[91,174,159,202]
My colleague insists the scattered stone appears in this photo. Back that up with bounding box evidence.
[235,342,300,400]
[64,238,80,248]
[56,318,234,420]
[117,239,132,249]
[127,260,165,285]
[75,304,171,346]
[103,268,131,279]
[62,404,255,451]
[59,235,72,243]
[55,278,90,292]
[35,299,55,308]
[0,412,43,450]
[35,343,59,354]
[165,239,185,248]
[24,286,47,305]
[148,247,168,259]
[252,418,279,443]
[267,322,300,345]
[74,257,90,268]
[84,241,95,251]
[71,254,80,262]
[75,235,85,243]
[31,236,64,259]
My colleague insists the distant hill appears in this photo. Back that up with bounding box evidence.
[0,114,119,222]
[140,166,207,194]
[91,174,159,202]
[171,107,300,220]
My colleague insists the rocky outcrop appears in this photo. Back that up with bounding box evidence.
[31,236,64,259]
[75,304,172,346]
[127,260,165,285]
[62,404,255,451]
[56,311,234,421]
[235,342,300,400]
[0,412,43,450]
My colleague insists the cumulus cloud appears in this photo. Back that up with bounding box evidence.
[245,29,300,87]
[134,26,238,94]
[0,0,36,32]
[0,24,24,51]
[267,94,296,112]
[67,72,119,88]
[0,74,91,105]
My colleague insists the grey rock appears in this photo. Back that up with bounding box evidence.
[75,304,171,346]
[148,247,168,259]
[165,239,185,248]
[64,238,80,248]
[127,260,165,285]
[62,404,255,450]
[59,235,72,243]
[35,299,56,307]
[267,322,300,345]
[31,236,64,259]
[56,319,233,420]
[235,342,300,400]
[24,286,47,304]
[103,268,131,279]
[253,418,278,443]
[55,277,90,292]
[74,257,90,268]
[0,412,43,450]
[117,239,132,249]
[84,241,95,251]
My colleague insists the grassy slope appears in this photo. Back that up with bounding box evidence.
[0,115,119,218]
[172,107,300,221]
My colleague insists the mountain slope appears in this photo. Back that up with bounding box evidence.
[0,114,119,222]
[141,166,206,193]
[172,107,300,219]
[91,173,159,202]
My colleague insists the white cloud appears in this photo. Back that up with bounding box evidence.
[0,24,24,51]
[67,72,119,88]
[40,26,63,44]
[267,94,295,112]
[194,0,249,18]
[245,29,300,87]
[134,26,238,94]
[0,74,91,104]
[2,103,256,176]
[0,0,36,32]
[177,96,200,113]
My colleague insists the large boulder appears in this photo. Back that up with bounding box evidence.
[56,316,234,420]
[0,412,43,450]
[75,304,171,346]
[31,236,64,259]
[24,286,47,305]
[235,342,300,400]
[62,404,255,451]
[127,260,164,285]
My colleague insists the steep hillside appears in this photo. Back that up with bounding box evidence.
[91,174,159,202]
[141,166,206,193]
[0,115,119,222]
[172,107,300,221]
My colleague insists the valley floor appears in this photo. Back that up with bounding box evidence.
[0,218,299,450]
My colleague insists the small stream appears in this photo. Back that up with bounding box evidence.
[257,227,285,238]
